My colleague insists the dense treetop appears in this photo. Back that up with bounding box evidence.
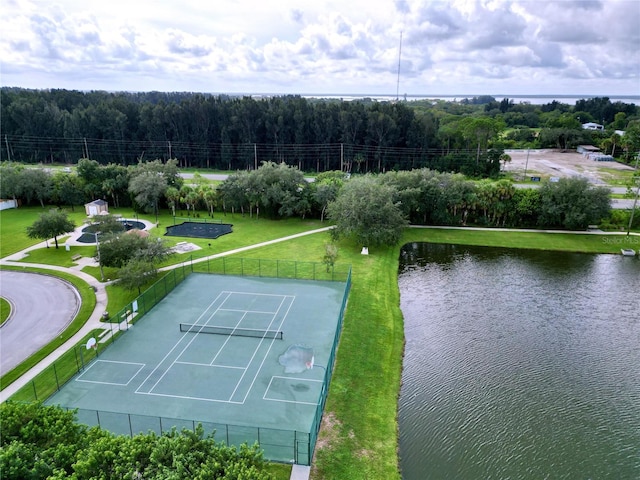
[1,88,638,172]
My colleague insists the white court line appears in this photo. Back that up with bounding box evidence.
[139,390,242,404]
[219,308,277,314]
[135,291,229,394]
[263,376,323,406]
[224,291,288,298]
[77,360,146,386]
[229,295,296,404]
[175,360,245,370]
[146,290,262,393]
[139,290,296,404]
[208,311,249,365]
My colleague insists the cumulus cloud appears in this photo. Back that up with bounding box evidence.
[0,0,638,95]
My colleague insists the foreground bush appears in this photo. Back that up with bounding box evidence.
[0,402,273,480]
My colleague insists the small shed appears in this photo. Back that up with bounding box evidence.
[577,145,600,155]
[85,199,109,216]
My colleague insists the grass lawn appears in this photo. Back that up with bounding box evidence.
[0,206,89,258]
[598,166,637,186]
[404,227,638,254]
[3,201,639,480]
[0,297,11,326]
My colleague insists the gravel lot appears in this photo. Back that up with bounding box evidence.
[503,149,635,185]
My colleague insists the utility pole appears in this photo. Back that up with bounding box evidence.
[396,31,403,102]
[4,135,11,162]
[254,143,258,170]
[95,232,104,281]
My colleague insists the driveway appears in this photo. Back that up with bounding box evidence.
[0,271,80,374]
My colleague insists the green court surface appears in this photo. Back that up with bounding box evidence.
[45,273,348,464]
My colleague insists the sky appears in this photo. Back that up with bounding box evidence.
[1,0,639,98]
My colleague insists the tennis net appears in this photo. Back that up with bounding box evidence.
[179,323,283,340]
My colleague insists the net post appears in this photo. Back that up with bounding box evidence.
[31,380,37,401]
[128,414,133,437]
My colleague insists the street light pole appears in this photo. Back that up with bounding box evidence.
[95,232,104,281]
[523,148,530,181]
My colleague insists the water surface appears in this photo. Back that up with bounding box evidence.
[398,243,640,479]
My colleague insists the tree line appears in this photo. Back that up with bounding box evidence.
[5,158,622,236]
[2,88,639,174]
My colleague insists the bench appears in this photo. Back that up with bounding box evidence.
[71,254,82,261]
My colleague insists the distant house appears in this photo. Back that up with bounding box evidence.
[582,122,604,131]
[85,199,109,216]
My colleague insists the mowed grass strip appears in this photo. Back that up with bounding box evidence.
[0,297,11,326]
[404,226,638,253]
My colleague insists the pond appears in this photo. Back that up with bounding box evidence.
[398,243,640,479]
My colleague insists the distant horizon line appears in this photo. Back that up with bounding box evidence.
[3,86,639,102]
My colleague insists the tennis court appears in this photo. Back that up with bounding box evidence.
[45,272,349,464]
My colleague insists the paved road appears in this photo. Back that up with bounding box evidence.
[0,271,80,373]
[186,173,637,208]
[181,173,315,182]
[513,184,637,209]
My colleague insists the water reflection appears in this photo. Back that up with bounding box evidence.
[398,243,640,480]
